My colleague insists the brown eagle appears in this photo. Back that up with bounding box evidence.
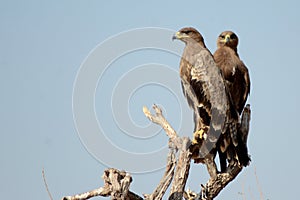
[214,31,250,114]
[213,31,251,171]
[172,27,238,178]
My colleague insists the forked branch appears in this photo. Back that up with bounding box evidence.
[61,104,251,200]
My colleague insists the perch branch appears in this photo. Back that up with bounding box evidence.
[201,164,242,200]
[62,168,143,200]
[144,144,176,200]
[169,137,192,200]
[143,105,192,200]
[61,104,251,200]
[62,187,109,200]
[143,104,177,140]
[199,104,251,200]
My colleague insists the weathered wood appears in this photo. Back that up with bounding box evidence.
[169,137,192,200]
[61,104,251,200]
[199,104,251,200]
[144,105,188,200]
[143,105,178,140]
[62,187,109,200]
[144,141,176,200]
[61,169,143,200]
[201,165,242,200]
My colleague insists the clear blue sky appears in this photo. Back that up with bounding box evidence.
[1,1,299,199]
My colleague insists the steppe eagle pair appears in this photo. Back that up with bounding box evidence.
[173,27,250,176]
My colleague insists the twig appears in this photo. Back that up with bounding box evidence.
[62,187,108,200]
[42,168,54,200]
[62,169,143,200]
[241,178,246,200]
[61,104,251,200]
[248,186,255,200]
[143,105,192,200]
[143,105,177,140]
[254,167,265,200]
[169,137,192,200]
[144,144,176,200]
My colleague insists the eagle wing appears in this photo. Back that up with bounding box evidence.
[191,49,230,140]
[213,47,250,114]
[213,47,251,168]
[240,61,250,111]
[180,74,202,132]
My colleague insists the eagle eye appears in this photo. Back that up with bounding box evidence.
[182,30,191,34]
[230,34,237,39]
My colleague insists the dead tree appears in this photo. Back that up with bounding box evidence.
[61,104,251,200]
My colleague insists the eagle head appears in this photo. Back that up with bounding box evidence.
[172,27,205,46]
[217,31,239,50]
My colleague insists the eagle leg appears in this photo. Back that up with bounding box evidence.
[192,125,209,144]
[192,129,207,144]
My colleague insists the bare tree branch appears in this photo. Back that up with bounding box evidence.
[144,143,176,200]
[62,187,109,200]
[169,137,192,200]
[143,105,177,140]
[199,104,251,200]
[143,105,192,200]
[62,169,143,200]
[201,164,242,200]
[61,104,251,200]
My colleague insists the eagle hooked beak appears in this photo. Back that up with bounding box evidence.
[172,31,181,41]
[172,31,190,41]
[224,34,230,43]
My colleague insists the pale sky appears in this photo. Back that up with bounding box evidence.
[1,1,300,199]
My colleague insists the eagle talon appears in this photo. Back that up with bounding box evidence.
[192,129,207,144]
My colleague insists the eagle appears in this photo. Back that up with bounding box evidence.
[214,31,250,114]
[213,31,251,171]
[172,27,238,178]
